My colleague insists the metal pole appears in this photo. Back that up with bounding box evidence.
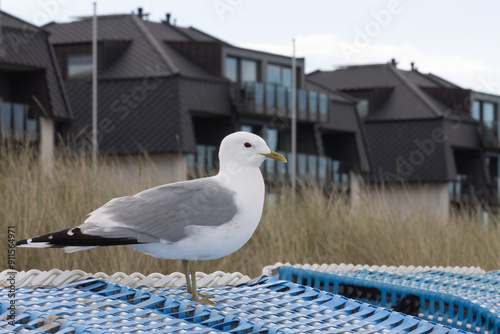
[92,2,98,172]
[291,38,297,196]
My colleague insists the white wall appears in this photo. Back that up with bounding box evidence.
[362,182,450,222]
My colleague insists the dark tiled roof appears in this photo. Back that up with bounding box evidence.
[399,70,460,89]
[66,76,233,154]
[44,16,222,81]
[0,10,41,31]
[308,64,475,123]
[309,65,445,121]
[309,63,489,183]
[66,78,181,154]
[365,119,453,182]
[0,11,71,120]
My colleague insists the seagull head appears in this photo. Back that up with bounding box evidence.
[218,131,287,169]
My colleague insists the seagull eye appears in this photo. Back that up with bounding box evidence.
[244,142,252,148]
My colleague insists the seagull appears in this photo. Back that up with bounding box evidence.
[16,131,287,304]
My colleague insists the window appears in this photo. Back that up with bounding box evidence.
[474,100,499,140]
[266,64,292,87]
[266,64,281,84]
[282,67,292,87]
[472,101,480,120]
[67,54,93,79]
[241,60,257,82]
[263,127,278,151]
[224,57,237,82]
[357,100,369,118]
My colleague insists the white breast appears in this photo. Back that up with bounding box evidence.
[130,167,266,261]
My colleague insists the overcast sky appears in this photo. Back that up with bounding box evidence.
[2,0,500,95]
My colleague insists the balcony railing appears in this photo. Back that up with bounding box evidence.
[449,174,476,202]
[482,121,500,147]
[236,82,329,123]
[0,101,40,142]
[188,145,349,190]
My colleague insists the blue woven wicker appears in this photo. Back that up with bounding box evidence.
[1,276,471,333]
[279,267,500,334]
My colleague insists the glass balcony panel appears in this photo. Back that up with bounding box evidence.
[319,93,328,117]
[298,89,307,113]
[26,119,37,133]
[1,102,12,129]
[196,145,206,169]
[484,121,495,141]
[286,87,293,110]
[308,91,318,118]
[13,103,25,130]
[187,153,196,170]
[308,155,317,179]
[243,82,254,100]
[333,160,340,183]
[266,83,275,108]
[206,146,217,170]
[341,173,349,185]
[298,154,307,177]
[318,156,328,181]
[276,86,286,110]
[254,82,264,107]
[26,119,38,141]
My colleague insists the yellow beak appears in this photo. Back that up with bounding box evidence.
[262,151,287,163]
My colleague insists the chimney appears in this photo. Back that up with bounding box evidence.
[411,62,416,71]
[137,7,143,19]
[390,58,397,67]
[165,13,171,24]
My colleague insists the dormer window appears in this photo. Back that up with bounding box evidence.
[67,54,93,79]
[357,99,369,118]
[241,59,257,82]
[224,57,237,82]
[266,64,292,87]
[224,56,259,83]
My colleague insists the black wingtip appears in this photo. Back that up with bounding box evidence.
[16,227,141,248]
[16,239,28,246]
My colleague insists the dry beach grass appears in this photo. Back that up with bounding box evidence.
[1,145,499,278]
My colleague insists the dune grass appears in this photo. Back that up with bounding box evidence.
[1,145,499,278]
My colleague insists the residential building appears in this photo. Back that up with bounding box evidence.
[43,9,371,191]
[0,11,72,169]
[308,60,496,217]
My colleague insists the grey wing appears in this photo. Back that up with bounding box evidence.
[83,177,238,243]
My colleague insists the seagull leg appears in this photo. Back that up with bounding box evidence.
[182,259,192,294]
[189,260,216,305]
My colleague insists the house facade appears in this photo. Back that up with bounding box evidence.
[308,60,497,217]
[43,9,371,192]
[0,11,72,170]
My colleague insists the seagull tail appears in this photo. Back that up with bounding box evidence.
[16,227,140,253]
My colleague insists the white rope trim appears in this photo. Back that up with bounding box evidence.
[0,269,251,288]
[262,262,487,277]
